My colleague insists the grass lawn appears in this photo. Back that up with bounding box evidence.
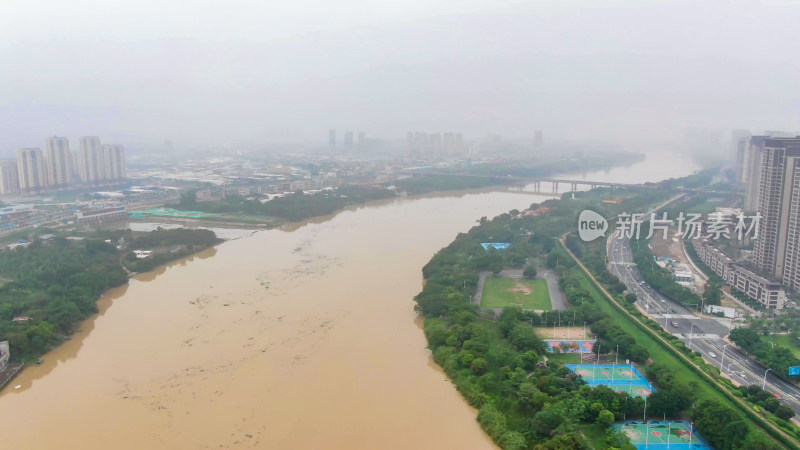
[480,277,552,309]
[546,352,583,365]
[767,334,800,360]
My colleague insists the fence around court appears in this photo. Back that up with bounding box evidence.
[614,420,713,450]
[566,364,656,397]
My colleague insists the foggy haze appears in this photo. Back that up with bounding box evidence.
[2,0,800,153]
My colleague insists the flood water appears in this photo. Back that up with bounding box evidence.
[0,153,699,449]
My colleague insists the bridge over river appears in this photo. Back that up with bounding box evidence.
[403,171,728,194]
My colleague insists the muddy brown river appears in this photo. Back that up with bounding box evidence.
[0,153,698,449]
[0,189,552,449]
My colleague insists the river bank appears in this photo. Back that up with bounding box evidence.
[0,188,546,449]
[0,154,702,449]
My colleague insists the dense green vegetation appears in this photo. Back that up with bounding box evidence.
[394,174,509,195]
[174,185,397,222]
[0,238,128,360]
[730,326,800,383]
[772,334,800,360]
[628,227,710,308]
[414,193,681,448]
[414,167,795,448]
[122,228,221,272]
[692,399,781,449]
[0,228,222,362]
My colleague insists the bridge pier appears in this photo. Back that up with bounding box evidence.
[522,178,649,193]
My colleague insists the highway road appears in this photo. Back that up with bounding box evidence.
[607,232,800,414]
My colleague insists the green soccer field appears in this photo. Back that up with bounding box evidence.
[480,277,552,309]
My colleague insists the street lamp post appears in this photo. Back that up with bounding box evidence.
[720,344,729,372]
[763,368,773,390]
[643,395,647,422]
[596,340,600,366]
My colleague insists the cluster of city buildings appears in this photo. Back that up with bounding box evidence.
[692,133,800,310]
[694,238,787,309]
[328,130,372,152]
[739,135,800,294]
[0,136,127,195]
[405,131,467,155]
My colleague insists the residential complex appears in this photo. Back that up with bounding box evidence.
[0,136,127,195]
[694,238,787,309]
[406,131,466,155]
[78,136,106,183]
[45,136,73,187]
[750,138,800,293]
[742,135,768,212]
[0,160,20,195]
[103,144,127,180]
[727,134,800,305]
[16,148,47,192]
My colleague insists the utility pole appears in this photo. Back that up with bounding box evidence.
[720,344,729,372]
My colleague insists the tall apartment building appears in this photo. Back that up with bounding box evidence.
[0,159,20,194]
[534,130,544,148]
[70,150,81,181]
[357,131,366,148]
[743,136,770,212]
[735,137,748,185]
[45,136,74,187]
[343,131,354,150]
[16,148,47,192]
[103,144,126,180]
[752,138,800,293]
[78,136,106,183]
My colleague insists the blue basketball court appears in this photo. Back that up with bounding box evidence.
[566,364,655,398]
[614,421,713,449]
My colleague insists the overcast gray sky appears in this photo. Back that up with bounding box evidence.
[1,0,799,153]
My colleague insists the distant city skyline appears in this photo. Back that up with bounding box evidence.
[0,135,126,194]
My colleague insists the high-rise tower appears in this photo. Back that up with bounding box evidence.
[16,148,47,192]
[102,144,126,180]
[78,136,106,183]
[45,136,73,187]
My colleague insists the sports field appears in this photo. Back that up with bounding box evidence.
[129,207,219,218]
[614,421,712,449]
[545,340,595,353]
[480,277,551,309]
[566,364,655,398]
